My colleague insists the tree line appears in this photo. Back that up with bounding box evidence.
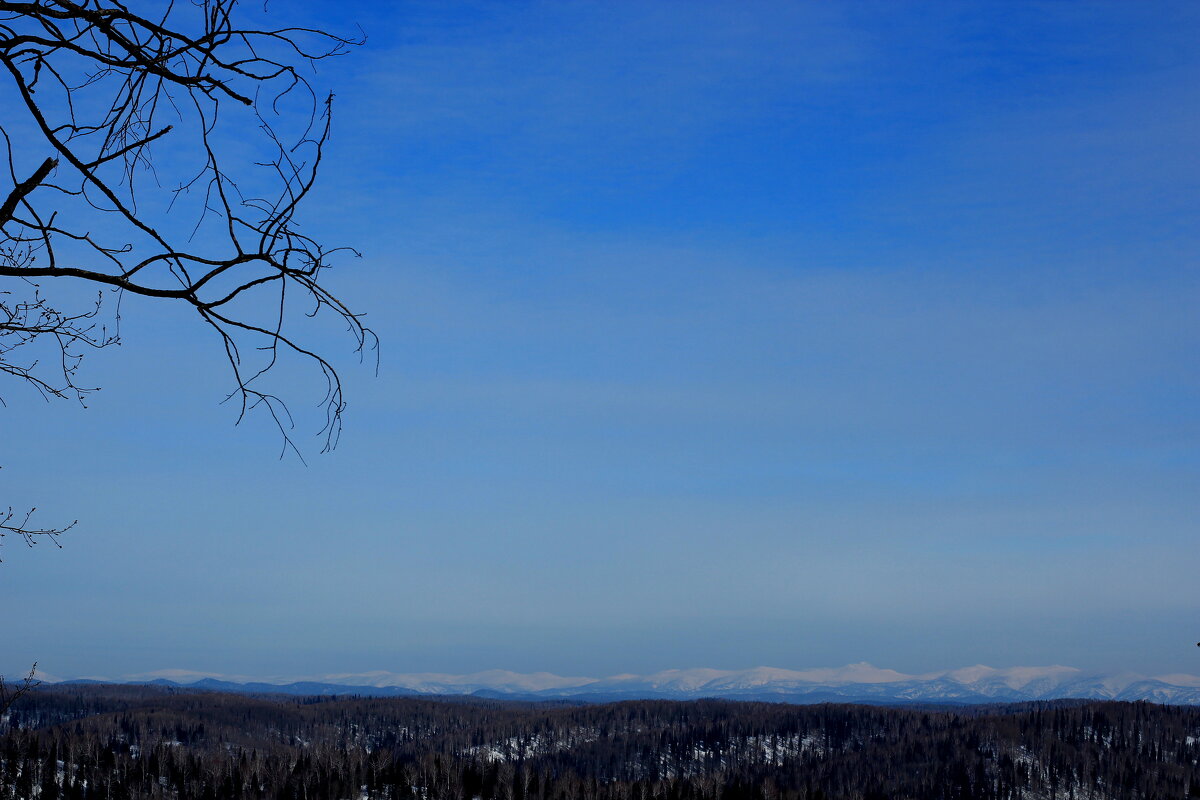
[2,685,1199,799]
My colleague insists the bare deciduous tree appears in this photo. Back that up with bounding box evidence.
[0,0,374,551]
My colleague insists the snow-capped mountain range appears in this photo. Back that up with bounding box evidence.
[61,663,1200,705]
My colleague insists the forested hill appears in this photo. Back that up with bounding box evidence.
[2,686,1199,799]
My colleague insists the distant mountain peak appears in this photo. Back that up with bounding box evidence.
[64,663,1200,706]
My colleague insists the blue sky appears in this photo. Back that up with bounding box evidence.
[2,0,1198,680]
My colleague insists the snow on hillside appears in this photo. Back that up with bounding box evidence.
[78,663,1200,705]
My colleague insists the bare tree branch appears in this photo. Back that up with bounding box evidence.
[0,1,374,548]
[0,662,39,718]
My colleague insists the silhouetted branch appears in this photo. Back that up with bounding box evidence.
[0,662,39,717]
[0,1,374,542]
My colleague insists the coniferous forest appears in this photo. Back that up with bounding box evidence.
[1,686,1198,800]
